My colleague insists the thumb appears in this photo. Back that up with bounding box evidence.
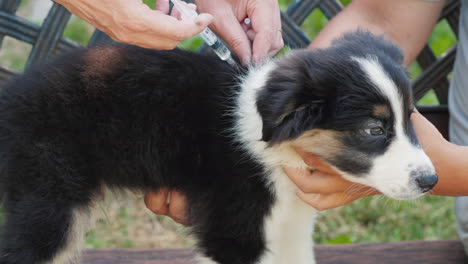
[209,16,252,65]
[144,11,213,41]
[173,13,214,39]
[293,146,338,175]
[194,13,214,28]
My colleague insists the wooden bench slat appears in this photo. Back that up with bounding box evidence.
[80,240,468,264]
[81,248,195,264]
[315,240,468,264]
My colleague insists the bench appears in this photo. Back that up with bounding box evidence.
[79,240,468,263]
[0,0,463,262]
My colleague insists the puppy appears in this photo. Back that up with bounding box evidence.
[0,31,437,264]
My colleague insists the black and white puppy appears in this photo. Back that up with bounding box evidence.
[0,31,437,264]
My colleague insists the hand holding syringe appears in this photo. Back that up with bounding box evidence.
[170,0,237,65]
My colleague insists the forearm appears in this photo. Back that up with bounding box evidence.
[308,0,445,66]
[411,112,468,196]
[429,141,468,196]
[54,0,213,50]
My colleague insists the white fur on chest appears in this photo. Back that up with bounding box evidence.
[260,168,316,264]
[233,61,317,264]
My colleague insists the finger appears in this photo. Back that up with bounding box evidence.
[187,3,197,10]
[170,3,197,20]
[172,216,190,226]
[241,22,251,33]
[144,189,169,216]
[293,146,339,175]
[248,2,282,64]
[155,0,170,14]
[142,10,213,42]
[241,17,252,32]
[251,30,274,64]
[249,29,282,58]
[411,111,438,133]
[209,13,252,65]
[170,6,182,20]
[284,166,354,194]
[167,191,189,225]
[128,36,180,50]
[113,4,212,49]
[269,30,284,57]
[246,29,256,42]
[296,191,363,211]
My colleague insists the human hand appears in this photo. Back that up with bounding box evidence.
[196,0,283,65]
[285,146,379,211]
[144,189,190,225]
[55,0,213,50]
[411,110,446,153]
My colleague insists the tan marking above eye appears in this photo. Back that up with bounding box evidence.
[372,105,390,117]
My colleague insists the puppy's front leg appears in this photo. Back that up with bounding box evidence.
[189,186,275,264]
[259,178,317,264]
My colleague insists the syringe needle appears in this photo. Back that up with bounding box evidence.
[170,0,237,66]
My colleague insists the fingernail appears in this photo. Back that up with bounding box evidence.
[252,55,265,66]
[174,214,186,221]
[187,3,197,10]
[242,56,251,66]
[196,13,213,26]
[175,216,190,225]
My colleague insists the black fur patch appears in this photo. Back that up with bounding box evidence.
[0,45,273,264]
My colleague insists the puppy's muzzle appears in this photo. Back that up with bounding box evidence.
[412,170,438,192]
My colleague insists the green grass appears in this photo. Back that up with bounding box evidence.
[315,196,456,244]
[143,0,157,9]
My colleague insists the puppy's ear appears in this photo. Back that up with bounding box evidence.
[256,51,332,144]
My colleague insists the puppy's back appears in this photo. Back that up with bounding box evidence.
[0,45,240,192]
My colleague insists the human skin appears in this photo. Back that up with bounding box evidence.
[54,0,213,50]
[290,110,468,210]
[195,0,283,64]
[54,0,282,65]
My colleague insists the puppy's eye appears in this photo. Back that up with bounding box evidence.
[365,127,385,136]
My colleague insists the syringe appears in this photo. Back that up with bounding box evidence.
[170,0,237,66]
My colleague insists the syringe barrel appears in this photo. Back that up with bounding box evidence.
[209,41,232,61]
[199,28,218,46]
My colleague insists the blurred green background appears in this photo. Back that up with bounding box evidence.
[0,0,458,248]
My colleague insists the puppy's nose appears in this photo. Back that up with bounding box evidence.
[416,174,438,192]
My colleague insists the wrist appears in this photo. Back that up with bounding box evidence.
[430,141,468,196]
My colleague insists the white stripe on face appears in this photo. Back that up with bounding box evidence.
[350,56,436,199]
[352,56,405,137]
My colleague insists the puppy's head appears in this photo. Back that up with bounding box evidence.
[257,31,437,200]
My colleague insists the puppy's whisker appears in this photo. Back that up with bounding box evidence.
[345,184,369,195]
